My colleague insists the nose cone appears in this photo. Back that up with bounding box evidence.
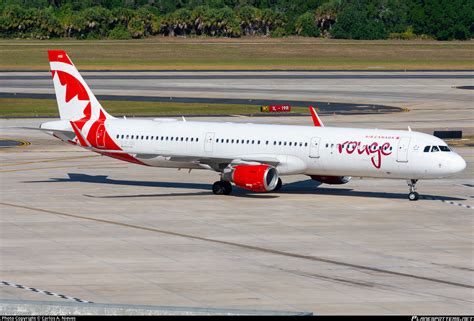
[450,154,467,173]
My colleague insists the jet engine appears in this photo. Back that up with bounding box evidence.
[310,175,351,185]
[223,164,279,192]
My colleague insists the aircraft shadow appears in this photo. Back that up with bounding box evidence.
[24,173,279,199]
[282,180,465,201]
[25,172,211,190]
[24,173,465,201]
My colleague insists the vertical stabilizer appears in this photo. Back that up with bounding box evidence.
[48,50,113,122]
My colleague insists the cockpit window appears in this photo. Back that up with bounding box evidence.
[423,146,430,152]
[431,146,440,152]
[439,145,450,152]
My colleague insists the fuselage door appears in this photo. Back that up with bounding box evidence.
[96,123,106,148]
[396,137,411,162]
[309,137,321,158]
[204,132,215,153]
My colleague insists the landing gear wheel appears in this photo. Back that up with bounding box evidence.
[212,181,232,195]
[212,181,225,195]
[407,179,419,201]
[274,178,282,191]
[223,181,232,195]
[408,192,419,201]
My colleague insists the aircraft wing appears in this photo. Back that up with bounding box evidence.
[136,154,281,171]
[197,156,280,171]
[309,106,324,127]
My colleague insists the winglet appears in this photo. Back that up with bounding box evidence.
[70,121,90,147]
[309,106,324,127]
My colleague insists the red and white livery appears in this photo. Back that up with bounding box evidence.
[35,50,466,201]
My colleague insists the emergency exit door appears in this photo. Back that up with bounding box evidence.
[204,132,215,153]
[309,137,321,158]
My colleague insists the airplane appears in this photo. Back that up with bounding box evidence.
[28,50,466,201]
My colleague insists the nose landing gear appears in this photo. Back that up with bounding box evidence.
[407,179,419,201]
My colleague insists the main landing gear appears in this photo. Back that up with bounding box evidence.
[212,180,232,195]
[407,179,419,201]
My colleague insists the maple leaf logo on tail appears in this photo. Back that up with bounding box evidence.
[47,50,144,165]
[48,50,113,123]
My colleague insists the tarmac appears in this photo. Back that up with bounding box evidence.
[0,71,473,314]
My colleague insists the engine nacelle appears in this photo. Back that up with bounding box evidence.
[223,164,279,192]
[310,175,351,185]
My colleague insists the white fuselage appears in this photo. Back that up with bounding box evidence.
[77,118,465,180]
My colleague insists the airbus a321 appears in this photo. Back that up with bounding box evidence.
[30,51,466,201]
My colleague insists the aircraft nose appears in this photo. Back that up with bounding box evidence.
[450,154,466,173]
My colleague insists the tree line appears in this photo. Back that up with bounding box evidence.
[1,0,472,40]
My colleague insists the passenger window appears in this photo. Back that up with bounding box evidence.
[278,141,282,145]
[266,141,269,145]
[196,138,199,142]
[190,137,194,142]
[126,135,129,139]
[252,140,254,144]
[258,140,260,144]
[181,137,184,141]
[305,143,308,147]
[161,137,164,140]
[431,146,439,152]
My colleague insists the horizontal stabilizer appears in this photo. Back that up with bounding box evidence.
[17,126,74,134]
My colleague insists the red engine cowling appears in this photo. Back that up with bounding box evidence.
[224,165,279,192]
[310,175,351,185]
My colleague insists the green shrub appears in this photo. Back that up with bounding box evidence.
[271,27,286,37]
[295,12,320,37]
[108,25,132,39]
